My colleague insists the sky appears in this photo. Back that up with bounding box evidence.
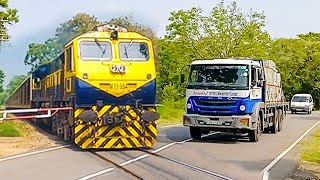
[1,0,320,87]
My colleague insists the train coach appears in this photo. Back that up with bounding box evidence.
[4,24,160,149]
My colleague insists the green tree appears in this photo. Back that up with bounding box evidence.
[55,13,100,50]
[0,69,5,92]
[297,32,320,42]
[158,0,270,103]
[24,13,99,69]
[0,0,19,45]
[6,74,27,95]
[269,36,320,108]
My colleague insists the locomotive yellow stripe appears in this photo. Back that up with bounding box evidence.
[75,126,92,144]
[131,137,141,146]
[147,123,157,135]
[81,138,93,148]
[125,138,137,148]
[119,128,130,137]
[122,126,138,137]
[74,124,89,137]
[105,138,118,148]
[74,109,84,119]
[143,137,152,146]
[121,138,132,147]
[97,105,112,118]
[94,138,106,147]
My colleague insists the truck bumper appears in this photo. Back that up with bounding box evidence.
[183,114,256,131]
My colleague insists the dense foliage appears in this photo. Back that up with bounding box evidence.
[0,0,19,102]
[0,0,19,45]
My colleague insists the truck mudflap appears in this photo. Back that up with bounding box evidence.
[183,114,257,130]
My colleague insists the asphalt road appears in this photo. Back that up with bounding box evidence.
[0,111,319,180]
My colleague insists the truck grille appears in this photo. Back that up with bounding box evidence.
[194,99,237,107]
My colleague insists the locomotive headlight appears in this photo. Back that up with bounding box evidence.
[146,73,152,80]
[111,64,118,73]
[187,103,192,109]
[240,105,246,111]
[118,64,126,73]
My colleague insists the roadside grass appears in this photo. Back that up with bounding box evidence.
[0,121,21,137]
[0,112,35,137]
[301,127,320,164]
[157,105,184,126]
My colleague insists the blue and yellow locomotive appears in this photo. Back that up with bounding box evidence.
[5,24,160,149]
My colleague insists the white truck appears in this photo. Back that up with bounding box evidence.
[181,59,289,142]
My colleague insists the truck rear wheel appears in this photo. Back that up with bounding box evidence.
[271,109,279,133]
[190,127,202,139]
[278,109,283,132]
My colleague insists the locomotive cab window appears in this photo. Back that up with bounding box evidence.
[79,41,112,61]
[119,42,149,61]
[66,46,73,71]
[33,77,41,89]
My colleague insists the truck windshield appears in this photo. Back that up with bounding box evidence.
[187,64,249,90]
[292,96,308,102]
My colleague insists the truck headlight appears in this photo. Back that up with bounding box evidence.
[240,105,246,111]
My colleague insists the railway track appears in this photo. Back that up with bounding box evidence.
[86,147,234,180]
[139,149,234,180]
[89,150,144,180]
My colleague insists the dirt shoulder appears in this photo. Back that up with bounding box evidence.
[287,125,320,180]
[0,120,62,158]
[288,161,320,180]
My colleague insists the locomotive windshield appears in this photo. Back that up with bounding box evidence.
[187,64,249,90]
[119,42,149,61]
[80,41,112,60]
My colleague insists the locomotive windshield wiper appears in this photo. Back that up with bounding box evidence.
[94,38,108,58]
[124,40,133,58]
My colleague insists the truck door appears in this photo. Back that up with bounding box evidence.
[250,66,262,100]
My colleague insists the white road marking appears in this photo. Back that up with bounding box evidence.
[0,145,71,162]
[260,120,320,178]
[261,171,269,180]
[77,132,223,180]
[159,124,183,128]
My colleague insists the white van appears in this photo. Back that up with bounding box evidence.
[290,94,314,114]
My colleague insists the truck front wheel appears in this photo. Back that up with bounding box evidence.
[249,116,261,142]
[190,127,202,139]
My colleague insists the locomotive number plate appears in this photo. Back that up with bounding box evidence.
[110,83,128,90]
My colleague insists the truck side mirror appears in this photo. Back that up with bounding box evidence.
[251,80,257,87]
[258,69,263,80]
[257,81,263,87]
[180,74,185,84]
